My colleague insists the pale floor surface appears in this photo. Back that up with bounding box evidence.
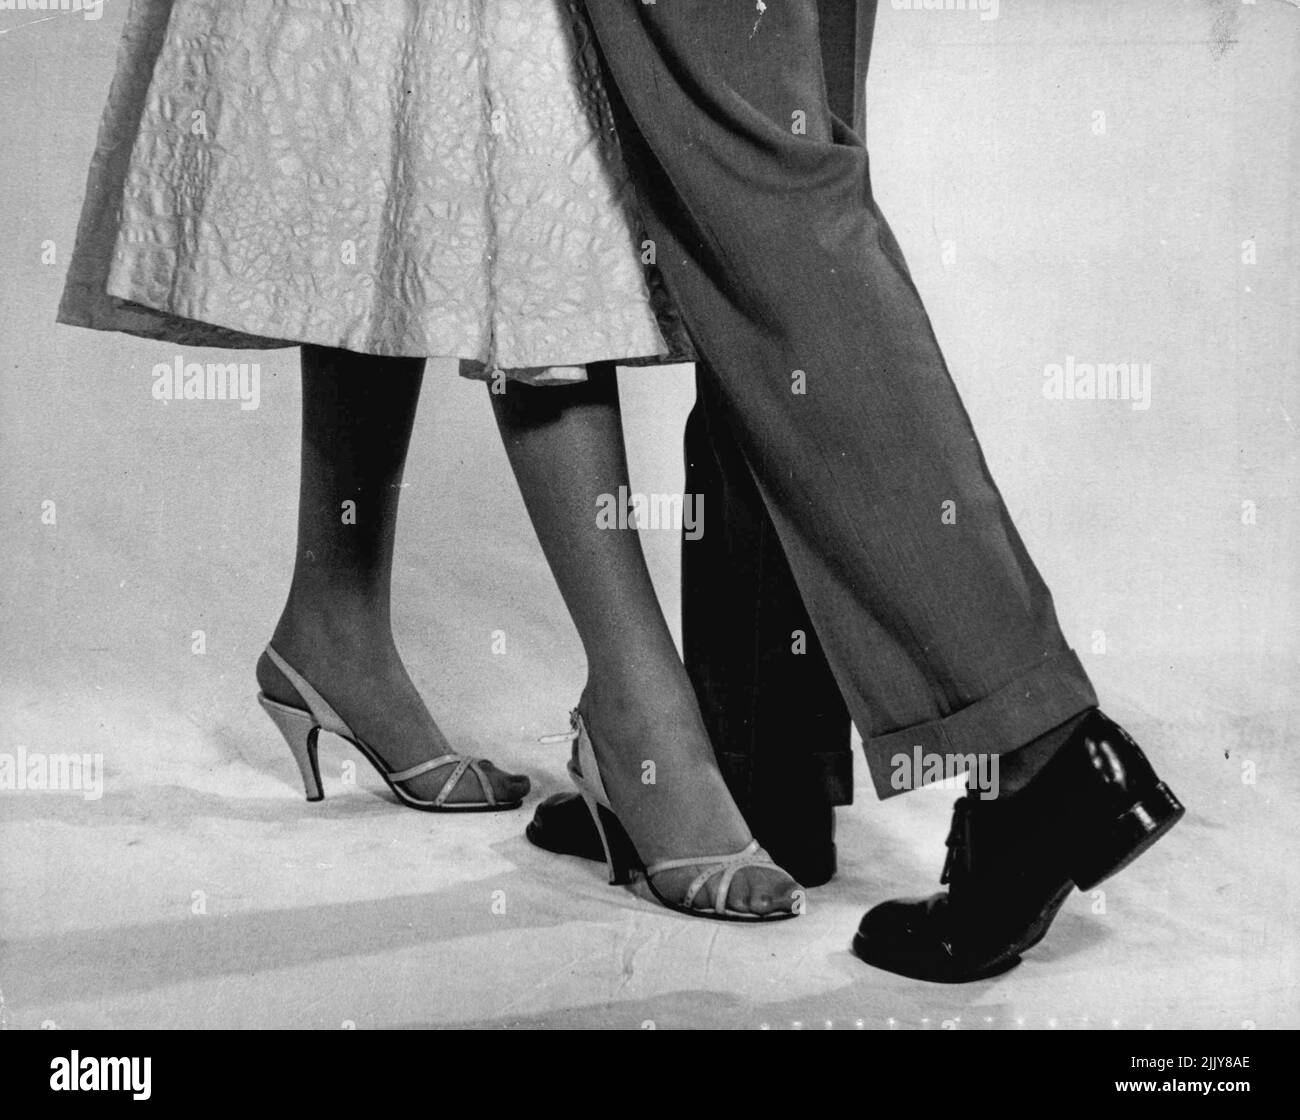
[1,417,1295,1028]
[0,682,1292,1030]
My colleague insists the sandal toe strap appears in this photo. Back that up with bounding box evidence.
[387,754,496,807]
[434,757,472,807]
[648,841,785,914]
[459,758,496,807]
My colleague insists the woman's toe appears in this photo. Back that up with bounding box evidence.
[479,760,529,803]
[429,759,528,806]
[736,869,801,917]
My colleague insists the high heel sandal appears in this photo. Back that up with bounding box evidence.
[544,710,802,922]
[256,644,523,812]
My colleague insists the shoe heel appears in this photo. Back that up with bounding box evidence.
[258,694,324,802]
[1069,781,1184,890]
[575,785,636,886]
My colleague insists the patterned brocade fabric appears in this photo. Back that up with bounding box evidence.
[57,0,695,384]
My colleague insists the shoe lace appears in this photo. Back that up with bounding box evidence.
[939,798,973,886]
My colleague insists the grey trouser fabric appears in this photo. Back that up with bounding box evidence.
[589,0,1097,798]
[681,0,871,819]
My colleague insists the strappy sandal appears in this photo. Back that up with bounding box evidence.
[547,710,802,921]
[256,644,524,812]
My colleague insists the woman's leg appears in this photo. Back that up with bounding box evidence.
[256,344,529,805]
[491,363,797,914]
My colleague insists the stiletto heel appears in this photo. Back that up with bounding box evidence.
[551,710,801,922]
[258,694,324,801]
[255,644,525,812]
[572,781,636,885]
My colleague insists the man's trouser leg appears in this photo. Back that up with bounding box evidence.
[681,0,870,878]
[586,0,1097,799]
[683,369,852,883]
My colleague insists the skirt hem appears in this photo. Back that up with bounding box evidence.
[55,289,690,385]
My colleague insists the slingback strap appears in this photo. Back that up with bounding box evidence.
[264,645,353,737]
[388,753,495,807]
[564,710,618,810]
[647,840,782,916]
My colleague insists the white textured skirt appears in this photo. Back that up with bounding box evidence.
[57,0,693,384]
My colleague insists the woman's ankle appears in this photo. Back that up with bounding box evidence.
[579,669,702,737]
[259,600,403,704]
[271,593,396,659]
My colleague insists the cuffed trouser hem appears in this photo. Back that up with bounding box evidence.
[863,649,1098,800]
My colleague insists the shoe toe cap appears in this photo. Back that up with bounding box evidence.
[853,894,958,977]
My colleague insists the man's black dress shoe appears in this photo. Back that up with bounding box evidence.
[526,792,838,888]
[852,709,1184,983]
[526,793,612,864]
